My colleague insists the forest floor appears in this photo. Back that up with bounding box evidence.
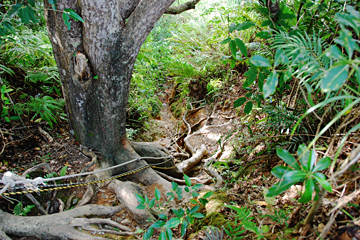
[1,75,359,240]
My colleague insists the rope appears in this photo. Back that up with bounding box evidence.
[0,155,178,197]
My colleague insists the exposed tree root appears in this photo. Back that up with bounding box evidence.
[131,141,183,178]
[79,147,98,180]
[0,205,134,240]
[108,180,155,225]
[0,230,11,240]
[76,176,95,207]
[177,144,208,174]
[202,167,224,188]
[155,170,212,185]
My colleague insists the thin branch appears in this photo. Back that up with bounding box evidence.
[164,0,201,14]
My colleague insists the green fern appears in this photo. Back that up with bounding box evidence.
[25,96,65,128]
[273,31,330,83]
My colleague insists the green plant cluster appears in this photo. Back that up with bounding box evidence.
[136,174,213,240]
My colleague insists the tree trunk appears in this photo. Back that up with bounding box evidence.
[44,0,176,185]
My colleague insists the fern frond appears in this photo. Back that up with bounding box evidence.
[273,31,330,85]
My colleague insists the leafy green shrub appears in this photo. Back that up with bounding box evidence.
[137,175,213,240]
[13,201,35,216]
[13,96,65,128]
[25,66,62,96]
[267,145,332,203]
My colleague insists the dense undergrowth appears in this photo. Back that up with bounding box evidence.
[1,0,360,239]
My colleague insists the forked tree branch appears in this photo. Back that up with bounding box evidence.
[165,0,201,14]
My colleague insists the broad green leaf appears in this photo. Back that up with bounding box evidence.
[229,40,237,58]
[158,214,167,220]
[199,198,209,206]
[166,228,173,240]
[297,144,310,171]
[313,173,332,192]
[172,208,184,218]
[151,220,165,228]
[136,204,146,209]
[284,68,292,81]
[279,13,295,19]
[189,206,200,215]
[26,6,38,23]
[235,38,247,56]
[256,31,272,39]
[236,21,255,31]
[243,74,257,88]
[149,198,155,208]
[283,170,306,183]
[312,157,331,172]
[242,221,257,233]
[163,217,181,228]
[8,4,21,17]
[190,199,197,204]
[250,55,271,68]
[229,23,236,33]
[19,7,30,23]
[277,20,290,29]
[230,59,236,69]
[276,148,300,170]
[155,187,161,201]
[326,45,346,60]
[244,67,257,77]
[203,191,213,199]
[191,212,205,218]
[184,174,191,187]
[69,11,85,23]
[335,11,359,36]
[13,202,22,215]
[299,179,315,203]
[308,149,316,172]
[245,92,252,98]
[267,178,298,197]
[271,165,293,179]
[181,220,188,237]
[274,48,289,67]
[63,12,71,30]
[171,181,178,191]
[135,193,145,204]
[345,6,359,18]
[159,231,166,240]
[320,64,349,92]
[244,101,253,114]
[234,97,247,107]
[27,0,35,7]
[186,216,195,224]
[220,37,231,44]
[261,20,272,27]
[335,29,356,59]
[191,192,199,198]
[60,165,68,176]
[263,71,278,98]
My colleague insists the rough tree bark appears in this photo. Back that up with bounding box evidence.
[0,1,202,239]
[44,0,200,186]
